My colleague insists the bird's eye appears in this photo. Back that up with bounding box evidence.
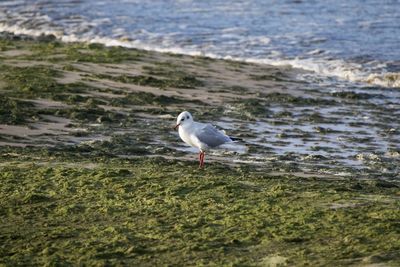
[186,116,189,119]
[181,118,185,121]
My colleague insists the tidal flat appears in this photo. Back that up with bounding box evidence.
[0,33,399,266]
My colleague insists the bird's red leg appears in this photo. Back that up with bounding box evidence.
[200,152,205,168]
[198,152,202,167]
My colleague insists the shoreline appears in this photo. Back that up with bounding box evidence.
[1,27,400,89]
[0,32,399,266]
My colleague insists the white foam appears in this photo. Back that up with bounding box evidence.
[243,56,400,88]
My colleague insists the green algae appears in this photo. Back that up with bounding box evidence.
[0,96,37,124]
[227,93,336,120]
[18,40,141,63]
[0,64,137,124]
[229,98,269,120]
[1,65,61,97]
[91,72,203,89]
[109,91,188,107]
[62,64,81,72]
[0,152,399,266]
[258,92,336,106]
[0,64,120,124]
[142,63,204,87]
[0,65,91,103]
[64,44,141,63]
[56,106,126,123]
[0,39,13,51]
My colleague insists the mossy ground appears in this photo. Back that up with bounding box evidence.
[1,149,399,266]
[0,33,399,266]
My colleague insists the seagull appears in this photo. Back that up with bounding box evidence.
[174,111,235,168]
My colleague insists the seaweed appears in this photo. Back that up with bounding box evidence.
[92,72,203,89]
[110,91,187,107]
[0,96,37,124]
[0,155,399,266]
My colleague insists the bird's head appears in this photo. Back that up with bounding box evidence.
[174,111,193,130]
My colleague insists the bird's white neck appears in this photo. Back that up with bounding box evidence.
[180,121,194,130]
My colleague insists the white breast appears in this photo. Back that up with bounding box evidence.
[179,126,199,149]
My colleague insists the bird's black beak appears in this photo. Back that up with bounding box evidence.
[173,123,180,130]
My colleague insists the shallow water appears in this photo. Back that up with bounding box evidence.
[1,0,400,87]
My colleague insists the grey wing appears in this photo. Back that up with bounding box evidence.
[196,124,232,148]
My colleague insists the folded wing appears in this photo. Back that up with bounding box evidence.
[196,124,232,148]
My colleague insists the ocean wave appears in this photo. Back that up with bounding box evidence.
[249,57,400,88]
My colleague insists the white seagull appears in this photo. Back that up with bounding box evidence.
[174,111,235,168]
